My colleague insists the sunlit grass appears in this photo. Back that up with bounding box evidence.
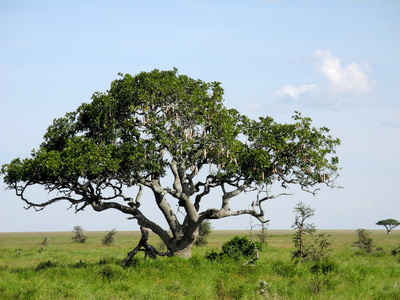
[1,230,400,299]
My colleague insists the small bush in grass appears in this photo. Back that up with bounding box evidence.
[36,260,59,271]
[72,225,87,243]
[41,237,49,246]
[205,236,262,261]
[98,265,122,284]
[204,249,220,261]
[353,229,374,253]
[195,220,212,246]
[102,229,117,246]
[222,236,262,260]
[391,245,400,256]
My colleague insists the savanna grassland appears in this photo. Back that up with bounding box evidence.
[1,229,400,299]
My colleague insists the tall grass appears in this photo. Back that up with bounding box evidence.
[1,230,400,299]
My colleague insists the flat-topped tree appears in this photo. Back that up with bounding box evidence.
[376,219,400,235]
[1,69,341,262]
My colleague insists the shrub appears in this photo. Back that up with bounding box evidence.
[391,246,400,256]
[291,202,316,261]
[195,220,213,246]
[307,233,334,263]
[222,236,261,259]
[309,258,338,274]
[41,237,49,246]
[102,229,117,246]
[353,229,374,253]
[36,260,59,271]
[205,236,262,261]
[204,249,220,261]
[72,225,87,243]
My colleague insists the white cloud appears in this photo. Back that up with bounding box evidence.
[276,84,318,100]
[315,49,376,96]
[275,50,377,107]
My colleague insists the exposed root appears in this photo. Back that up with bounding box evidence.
[122,226,169,265]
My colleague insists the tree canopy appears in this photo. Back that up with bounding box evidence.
[1,69,341,259]
[376,219,400,235]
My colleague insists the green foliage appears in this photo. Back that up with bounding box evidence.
[35,260,59,271]
[306,233,334,264]
[195,220,212,246]
[1,69,341,259]
[353,229,374,253]
[291,202,316,261]
[2,230,400,299]
[101,229,117,246]
[291,202,334,265]
[72,226,87,243]
[205,235,262,261]
[376,219,400,234]
[391,245,400,256]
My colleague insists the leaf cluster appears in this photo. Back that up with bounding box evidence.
[205,236,262,261]
[376,219,400,226]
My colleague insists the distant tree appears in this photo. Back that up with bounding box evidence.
[376,219,400,235]
[291,202,316,261]
[291,202,334,264]
[1,69,341,262]
[102,229,117,246]
[195,220,212,246]
[72,225,87,243]
[353,229,374,253]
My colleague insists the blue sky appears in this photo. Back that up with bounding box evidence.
[1,0,399,232]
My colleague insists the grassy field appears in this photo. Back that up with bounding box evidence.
[1,229,400,299]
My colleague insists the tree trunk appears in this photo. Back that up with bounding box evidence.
[169,241,195,258]
[165,223,199,258]
[122,226,198,264]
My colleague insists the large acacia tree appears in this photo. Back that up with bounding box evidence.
[2,69,340,260]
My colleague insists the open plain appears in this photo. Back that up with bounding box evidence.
[1,229,400,299]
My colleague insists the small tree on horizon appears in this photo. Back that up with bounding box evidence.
[72,225,87,243]
[194,220,212,246]
[376,219,400,235]
[102,228,117,246]
[353,228,374,253]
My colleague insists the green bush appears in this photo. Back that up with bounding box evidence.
[391,246,400,256]
[35,260,59,272]
[72,226,87,243]
[101,229,117,246]
[353,229,374,253]
[195,220,213,246]
[205,236,262,261]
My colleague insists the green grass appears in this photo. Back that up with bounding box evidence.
[1,230,400,299]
